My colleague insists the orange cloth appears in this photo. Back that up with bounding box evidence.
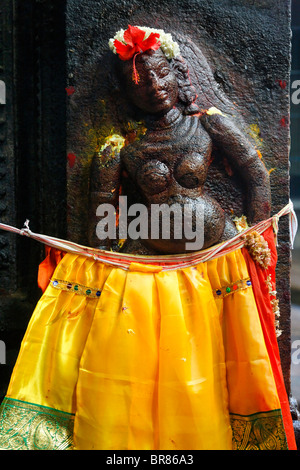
[38,246,65,292]
[242,226,297,450]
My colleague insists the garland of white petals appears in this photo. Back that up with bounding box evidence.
[108,26,180,59]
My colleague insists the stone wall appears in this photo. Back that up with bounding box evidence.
[0,0,297,445]
[66,0,293,390]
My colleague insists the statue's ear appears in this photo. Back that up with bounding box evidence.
[171,55,199,114]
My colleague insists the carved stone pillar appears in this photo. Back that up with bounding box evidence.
[66,0,298,445]
[0,0,18,396]
[0,0,297,448]
[0,2,17,292]
[0,0,67,400]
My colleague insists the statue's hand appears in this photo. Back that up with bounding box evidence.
[200,107,230,138]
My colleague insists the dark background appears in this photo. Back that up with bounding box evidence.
[0,0,67,400]
[290,0,300,414]
[290,0,300,207]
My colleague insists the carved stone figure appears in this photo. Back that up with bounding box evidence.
[88,27,271,255]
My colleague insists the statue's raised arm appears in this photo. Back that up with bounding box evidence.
[201,108,271,224]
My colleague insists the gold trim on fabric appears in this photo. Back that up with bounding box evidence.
[213,278,252,299]
[230,409,288,450]
[51,276,253,301]
[0,397,74,450]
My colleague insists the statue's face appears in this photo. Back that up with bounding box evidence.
[121,49,178,115]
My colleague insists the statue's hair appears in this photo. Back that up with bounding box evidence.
[171,32,244,124]
[170,55,200,115]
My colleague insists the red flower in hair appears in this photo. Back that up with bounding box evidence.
[114,25,161,61]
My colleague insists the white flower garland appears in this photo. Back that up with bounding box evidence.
[109,26,180,60]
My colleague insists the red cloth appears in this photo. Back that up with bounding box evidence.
[38,246,65,292]
[242,226,297,450]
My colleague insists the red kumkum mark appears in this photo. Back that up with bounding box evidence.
[67,152,76,168]
[65,86,75,96]
[280,117,289,128]
[276,80,287,89]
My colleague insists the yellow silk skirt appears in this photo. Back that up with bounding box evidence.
[0,249,287,450]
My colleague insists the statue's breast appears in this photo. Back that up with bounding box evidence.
[136,152,208,195]
[173,153,208,189]
[136,160,171,195]
[121,116,212,195]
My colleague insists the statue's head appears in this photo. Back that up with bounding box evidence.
[119,49,178,115]
[109,25,182,115]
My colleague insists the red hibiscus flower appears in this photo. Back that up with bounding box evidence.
[114,25,161,61]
